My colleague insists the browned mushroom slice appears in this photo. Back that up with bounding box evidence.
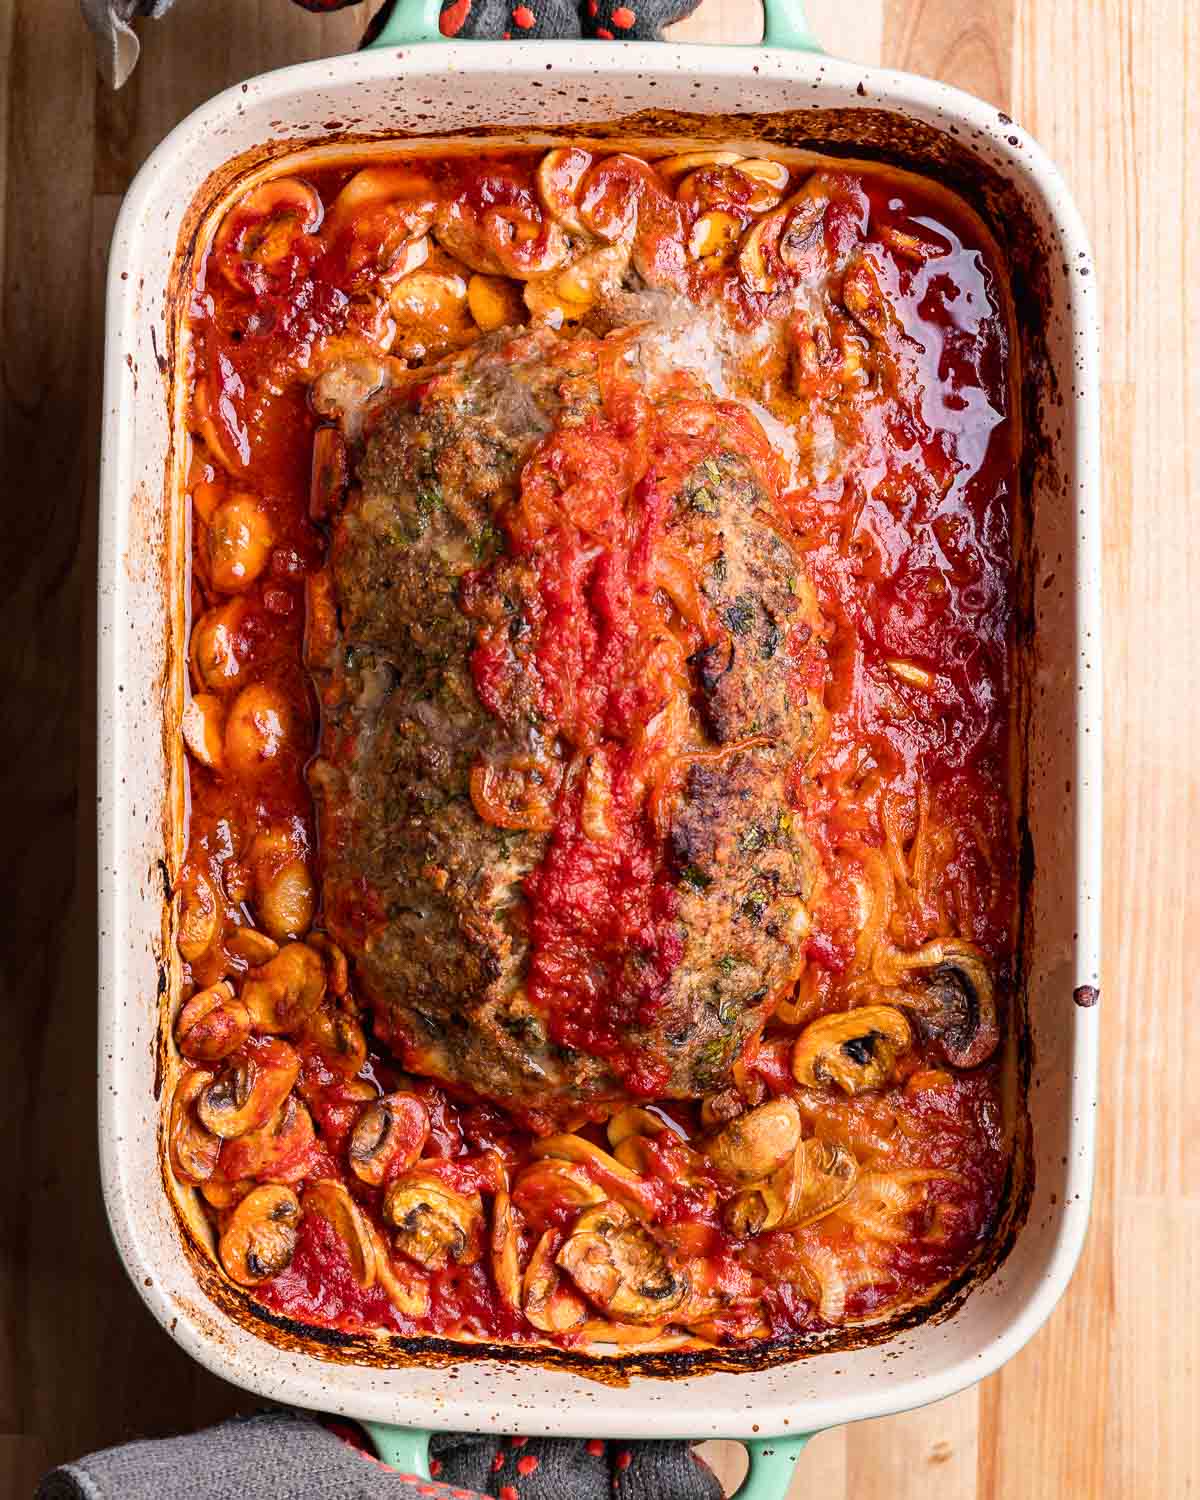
[181,692,224,770]
[306,933,350,996]
[310,357,392,442]
[363,1220,431,1318]
[302,1180,376,1288]
[309,426,348,523]
[654,149,743,187]
[225,926,279,967]
[197,1039,300,1139]
[169,1069,220,1184]
[218,1092,315,1183]
[841,252,892,338]
[724,1137,858,1237]
[512,1159,607,1228]
[887,940,1000,1069]
[737,209,786,293]
[792,1006,912,1095]
[383,1173,484,1271]
[189,597,253,694]
[348,1092,430,1187]
[536,146,595,235]
[557,1203,687,1326]
[212,178,323,293]
[490,1189,522,1311]
[878,223,949,262]
[241,942,326,1035]
[324,165,440,287]
[388,267,477,359]
[200,1175,253,1211]
[303,1007,368,1078]
[176,982,251,1062]
[176,863,221,963]
[434,189,570,279]
[701,1097,802,1185]
[529,1133,656,1219]
[778,185,831,276]
[523,1230,588,1334]
[218,1183,301,1286]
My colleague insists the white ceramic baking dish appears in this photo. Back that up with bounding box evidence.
[97,4,1101,1493]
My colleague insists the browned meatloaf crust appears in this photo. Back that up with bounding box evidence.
[307,326,826,1119]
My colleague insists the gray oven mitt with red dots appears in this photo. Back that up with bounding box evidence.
[35,1409,724,1500]
[81,0,702,87]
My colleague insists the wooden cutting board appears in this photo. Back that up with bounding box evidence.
[0,1,1192,1495]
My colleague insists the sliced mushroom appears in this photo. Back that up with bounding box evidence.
[218,1183,301,1286]
[176,863,221,964]
[207,493,274,594]
[736,158,791,194]
[218,1092,315,1183]
[841,253,891,338]
[879,223,948,262]
[251,834,317,943]
[525,241,631,326]
[348,1092,430,1187]
[792,1006,912,1095]
[169,1069,220,1184]
[701,1097,802,1185]
[512,1159,607,1227]
[181,693,224,771]
[383,1173,484,1271]
[303,1007,368,1078]
[309,426,348,523]
[306,933,349,997]
[225,926,279,967]
[491,1189,522,1311]
[212,177,323,292]
[724,1137,858,1237]
[223,682,295,782]
[197,1039,300,1138]
[606,1106,671,1150]
[737,209,785,293]
[886,940,999,1069]
[199,1175,253,1211]
[676,164,783,216]
[388,268,476,359]
[434,190,570,280]
[240,941,326,1034]
[778,183,832,272]
[369,1223,431,1318]
[654,149,743,186]
[523,1229,588,1333]
[302,1179,376,1287]
[176,981,251,1062]
[536,146,595,235]
[529,1133,655,1218]
[189,598,252,694]
[556,1203,687,1326]
[324,165,440,287]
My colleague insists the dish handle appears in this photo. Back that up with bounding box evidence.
[362,1422,814,1497]
[366,0,822,52]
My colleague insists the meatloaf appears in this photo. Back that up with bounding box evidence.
[307,324,827,1121]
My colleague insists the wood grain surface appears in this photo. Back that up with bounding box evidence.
[0,0,1192,1495]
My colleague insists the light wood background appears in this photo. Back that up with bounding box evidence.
[0,0,1192,1495]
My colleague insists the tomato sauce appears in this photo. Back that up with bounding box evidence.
[176,145,1019,1353]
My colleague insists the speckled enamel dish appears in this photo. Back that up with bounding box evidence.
[98,3,1100,1493]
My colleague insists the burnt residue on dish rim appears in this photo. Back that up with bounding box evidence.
[154,103,1056,1380]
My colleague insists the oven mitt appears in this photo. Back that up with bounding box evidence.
[81,0,702,88]
[35,1408,725,1499]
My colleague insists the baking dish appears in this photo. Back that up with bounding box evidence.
[97,3,1101,1493]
